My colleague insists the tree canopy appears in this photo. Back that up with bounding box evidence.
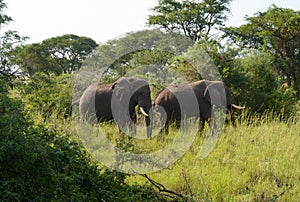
[14,34,98,76]
[148,0,233,41]
[223,5,300,97]
[0,0,26,79]
[82,30,193,83]
[0,0,11,26]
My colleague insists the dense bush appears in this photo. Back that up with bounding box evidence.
[0,78,165,201]
[231,51,298,117]
[20,73,74,120]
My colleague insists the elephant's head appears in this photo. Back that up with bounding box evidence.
[111,77,152,138]
[203,81,244,109]
[202,81,244,121]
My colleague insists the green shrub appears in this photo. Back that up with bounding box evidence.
[20,73,74,120]
[0,78,165,202]
[227,51,298,118]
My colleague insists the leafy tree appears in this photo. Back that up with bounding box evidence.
[223,5,300,98]
[0,0,11,25]
[15,34,98,76]
[148,0,233,41]
[90,30,244,95]
[0,0,12,76]
[14,43,57,76]
[43,34,98,73]
[226,50,297,116]
[82,30,193,83]
[0,0,27,80]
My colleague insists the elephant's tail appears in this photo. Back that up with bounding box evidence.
[69,99,80,117]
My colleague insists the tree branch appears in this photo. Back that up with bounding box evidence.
[140,173,184,199]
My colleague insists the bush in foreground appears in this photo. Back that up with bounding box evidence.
[0,79,165,202]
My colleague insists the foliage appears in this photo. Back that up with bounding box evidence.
[1,0,300,201]
[223,5,300,97]
[0,77,166,202]
[14,34,98,76]
[170,39,298,116]
[0,31,25,79]
[148,0,233,41]
[82,30,193,86]
[128,111,300,201]
[0,0,11,25]
[0,0,27,81]
[43,34,98,73]
[173,40,240,82]
[234,51,298,115]
[19,73,74,120]
[87,29,298,116]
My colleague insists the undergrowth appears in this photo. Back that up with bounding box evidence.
[15,102,300,201]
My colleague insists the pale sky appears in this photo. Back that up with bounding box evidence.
[2,0,300,44]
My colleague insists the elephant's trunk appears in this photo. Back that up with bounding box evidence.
[138,100,152,138]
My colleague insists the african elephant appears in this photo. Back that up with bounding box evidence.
[153,80,244,133]
[78,77,152,138]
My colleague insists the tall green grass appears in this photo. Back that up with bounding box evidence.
[125,113,300,201]
[40,109,299,201]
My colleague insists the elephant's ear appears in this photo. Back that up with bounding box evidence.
[112,78,131,89]
[111,82,120,97]
[203,82,226,107]
[111,82,117,90]
[203,83,214,102]
[111,78,130,99]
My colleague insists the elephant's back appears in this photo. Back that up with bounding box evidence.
[79,82,112,119]
[154,84,200,119]
[94,83,113,120]
[80,83,111,103]
[154,87,175,104]
[96,83,111,92]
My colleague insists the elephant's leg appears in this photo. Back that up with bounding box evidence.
[161,119,171,135]
[118,127,125,138]
[160,125,168,135]
[145,116,152,138]
[155,108,169,134]
[128,113,136,136]
[128,123,136,136]
[209,118,220,136]
[175,119,181,129]
[197,119,206,135]
[228,111,237,127]
[164,123,169,134]
[159,118,169,134]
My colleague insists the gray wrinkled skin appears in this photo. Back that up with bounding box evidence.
[78,77,152,138]
[153,80,240,133]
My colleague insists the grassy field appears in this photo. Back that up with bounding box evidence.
[123,115,299,201]
[47,111,300,201]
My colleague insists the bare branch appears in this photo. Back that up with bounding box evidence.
[140,173,184,199]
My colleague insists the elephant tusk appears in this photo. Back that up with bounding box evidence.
[140,107,149,116]
[231,104,245,110]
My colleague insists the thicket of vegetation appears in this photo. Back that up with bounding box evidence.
[1,0,299,201]
[0,79,165,201]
